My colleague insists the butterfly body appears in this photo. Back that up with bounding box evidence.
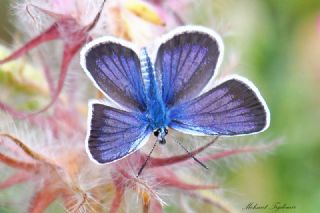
[140,47,170,135]
[81,26,270,164]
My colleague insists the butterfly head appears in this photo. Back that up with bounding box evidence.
[153,128,168,144]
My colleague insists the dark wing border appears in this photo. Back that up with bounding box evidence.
[85,100,151,164]
[153,26,224,107]
[80,36,146,112]
[169,75,270,136]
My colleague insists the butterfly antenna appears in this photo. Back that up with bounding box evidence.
[137,139,158,177]
[174,139,209,170]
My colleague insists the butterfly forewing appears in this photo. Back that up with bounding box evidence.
[81,39,147,112]
[87,102,151,164]
[169,77,269,135]
[155,27,223,107]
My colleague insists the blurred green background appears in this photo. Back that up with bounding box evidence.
[203,0,320,212]
[1,0,320,212]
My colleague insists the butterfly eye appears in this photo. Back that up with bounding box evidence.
[153,129,160,137]
[159,138,166,145]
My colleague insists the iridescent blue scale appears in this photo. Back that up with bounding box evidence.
[140,48,168,130]
[80,26,270,164]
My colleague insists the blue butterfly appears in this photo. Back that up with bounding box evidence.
[80,26,270,167]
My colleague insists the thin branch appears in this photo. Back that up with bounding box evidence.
[147,137,219,167]
[0,133,57,167]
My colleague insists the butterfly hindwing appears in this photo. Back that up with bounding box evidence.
[81,39,147,112]
[155,27,223,107]
[87,102,151,164]
[169,76,270,136]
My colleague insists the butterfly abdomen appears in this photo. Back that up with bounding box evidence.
[140,47,156,96]
[140,47,169,129]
